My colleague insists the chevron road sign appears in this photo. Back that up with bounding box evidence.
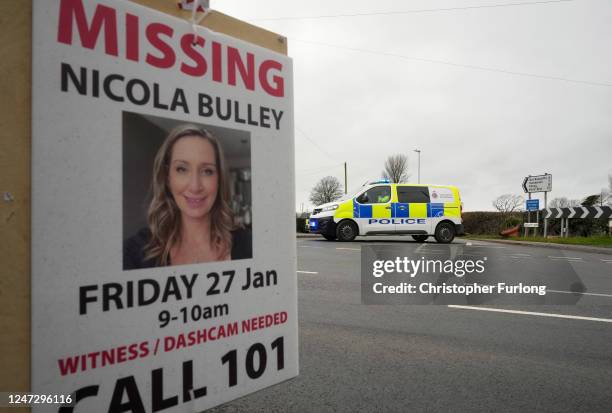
[544,206,612,219]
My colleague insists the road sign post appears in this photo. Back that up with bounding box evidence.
[525,198,539,237]
[522,174,552,238]
[525,194,530,237]
[544,191,548,237]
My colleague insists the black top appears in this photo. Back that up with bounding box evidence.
[123,227,252,270]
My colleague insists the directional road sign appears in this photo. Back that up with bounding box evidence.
[544,206,612,219]
[522,174,552,193]
[526,199,539,211]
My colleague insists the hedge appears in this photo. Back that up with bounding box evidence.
[462,211,523,235]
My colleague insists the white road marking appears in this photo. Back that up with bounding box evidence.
[467,245,507,249]
[298,245,326,249]
[370,243,401,246]
[336,247,360,251]
[466,242,473,246]
[414,244,427,254]
[601,259,612,263]
[547,289,612,298]
[549,258,584,262]
[448,305,612,323]
[549,256,582,260]
[297,270,318,274]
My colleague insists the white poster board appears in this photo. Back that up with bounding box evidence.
[32,0,297,411]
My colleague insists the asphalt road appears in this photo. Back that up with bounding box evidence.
[214,236,612,412]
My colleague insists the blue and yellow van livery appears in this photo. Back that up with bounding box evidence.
[308,180,464,243]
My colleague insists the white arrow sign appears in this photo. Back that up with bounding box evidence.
[580,206,589,218]
[522,174,552,193]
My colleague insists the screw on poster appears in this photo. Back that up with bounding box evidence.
[31,0,297,411]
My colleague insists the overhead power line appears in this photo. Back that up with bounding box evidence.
[292,38,612,88]
[251,0,577,21]
[297,163,343,174]
[297,165,345,177]
[295,125,339,161]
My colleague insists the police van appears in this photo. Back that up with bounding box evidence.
[308,180,464,243]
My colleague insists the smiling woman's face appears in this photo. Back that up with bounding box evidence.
[168,135,219,221]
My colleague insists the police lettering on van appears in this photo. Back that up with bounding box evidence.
[308,180,464,243]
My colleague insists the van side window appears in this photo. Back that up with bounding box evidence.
[357,186,391,204]
[397,186,430,203]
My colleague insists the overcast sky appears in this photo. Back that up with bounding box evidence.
[213,0,612,212]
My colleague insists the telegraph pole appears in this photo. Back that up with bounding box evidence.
[414,149,421,183]
[344,162,347,194]
[542,173,549,238]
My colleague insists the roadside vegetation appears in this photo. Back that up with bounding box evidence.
[465,234,612,248]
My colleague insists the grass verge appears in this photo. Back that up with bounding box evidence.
[465,235,612,247]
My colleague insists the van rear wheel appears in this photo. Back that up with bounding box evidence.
[412,235,428,242]
[434,222,455,243]
[336,221,358,242]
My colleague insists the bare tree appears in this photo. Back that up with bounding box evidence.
[310,176,343,206]
[549,197,581,208]
[492,194,524,214]
[382,154,410,183]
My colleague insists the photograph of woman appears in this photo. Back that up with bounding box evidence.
[124,124,252,269]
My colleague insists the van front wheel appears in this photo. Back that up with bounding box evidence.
[434,222,455,243]
[336,221,358,242]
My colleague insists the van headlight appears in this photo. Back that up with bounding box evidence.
[322,204,339,212]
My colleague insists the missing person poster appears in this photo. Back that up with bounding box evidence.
[31,0,297,411]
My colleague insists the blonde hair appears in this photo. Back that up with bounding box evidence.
[145,125,233,265]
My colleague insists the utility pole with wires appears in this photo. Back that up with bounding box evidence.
[414,149,421,184]
[344,162,348,194]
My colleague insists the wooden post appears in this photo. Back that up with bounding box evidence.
[0,0,32,394]
[0,0,286,397]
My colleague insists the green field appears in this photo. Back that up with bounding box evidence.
[465,235,612,247]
